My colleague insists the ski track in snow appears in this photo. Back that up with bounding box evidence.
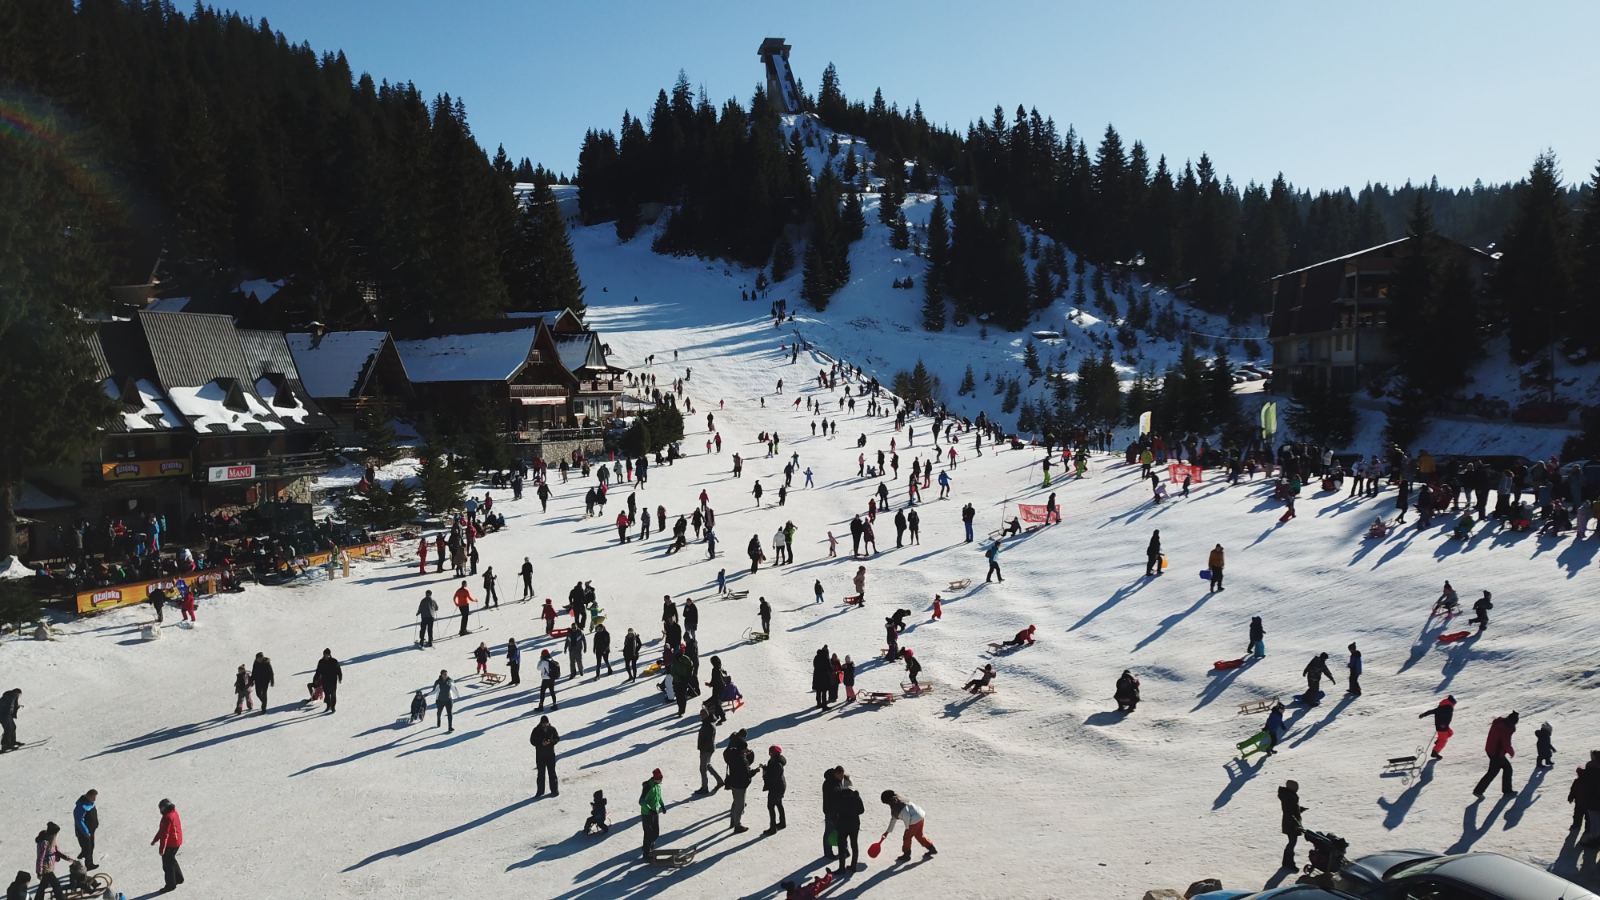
[8,267,1600,898]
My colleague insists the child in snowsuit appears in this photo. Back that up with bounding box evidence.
[474,642,490,676]
[1535,722,1556,768]
[409,690,427,724]
[233,665,254,714]
[584,790,609,834]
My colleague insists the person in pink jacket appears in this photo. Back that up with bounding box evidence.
[151,799,184,893]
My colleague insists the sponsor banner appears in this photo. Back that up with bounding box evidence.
[1167,463,1204,484]
[76,569,223,615]
[207,464,257,482]
[101,459,191,481]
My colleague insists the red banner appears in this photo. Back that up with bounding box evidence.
[1018,504,1051,524]
[1167,464,1203,484]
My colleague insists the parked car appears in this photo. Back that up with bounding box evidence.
[1237,370,1265,382]
[1336,850,1597,900]
[1241,363,1273,378]
[1194,886,1361,900]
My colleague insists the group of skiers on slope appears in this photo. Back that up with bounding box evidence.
[13,797,185,897]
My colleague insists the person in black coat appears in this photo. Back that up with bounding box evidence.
[314,649,342,713]
[830,767,865,873]
[250,652,274,713]
[1145,530,1163,576]
[762,746,788,833]
[1419,695,1456,759]
[683,598,699,635]
[622,629,642,681]
[1301,653,1333,704]
[530,716,560,797]
[811,648,833,709]
[723,729,755,833]
[592,624,612,677]
[696,708,724,794]
[1279,779,1306,869]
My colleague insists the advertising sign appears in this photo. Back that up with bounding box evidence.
[208,464,257,482]
[101,459,191,481]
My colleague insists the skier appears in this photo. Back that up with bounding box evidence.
[879,790,936,862]
[314,649,342,713]
[1114,670,1141,713]
[1248,616,1266,658]
[1473,711,1519,798]
[482,566,499,608]
[72,790,98,871]
[639,768,666,859]
[1279,780,1306,869]
[416,590,437,647]
[433,669,456,732]
[453,581,474,636]
[151,799,184,892]
[531,715,560,797]
[1145,530,1163,576]
[1207,544,1225,591]
[1420,695,1456,759]
[762,745,788,834]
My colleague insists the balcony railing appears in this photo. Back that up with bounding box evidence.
[509,384,569,399]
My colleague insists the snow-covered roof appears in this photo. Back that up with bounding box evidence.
[102,377,185,432]
[167,381,286,433]
[287,331,390,399]
[14,481,76,512]
[0,555,38,579]
[394,325,538,384]
[257,377,311,424]
[552,331,596,373]
[239,278,286,303]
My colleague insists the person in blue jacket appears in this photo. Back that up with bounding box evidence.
[1264,702,1287,755]
[73,790,99,870]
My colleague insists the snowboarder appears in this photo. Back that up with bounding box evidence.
[1420,695,1456,759]
[879,790,936,862]
[1473,711,1518,798]
[531,715,560,797]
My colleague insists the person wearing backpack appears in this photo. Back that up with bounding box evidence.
[537,650,559,711]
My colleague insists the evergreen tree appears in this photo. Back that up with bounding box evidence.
[508,181,586,312]
[339,480,419,530]
[1031,261,1054,309]
[771,237,796,282]
[1572,161,1600,355]
[0,107,116,557]
[841,190,866,243]
[1389,194,1474,399]
[1287,382,1356,448]
[958,365,976,395]
[1023,341,1041,378]
[1207,349,1238,430]
[416,431,467,516]
[355,408,400,465]
[1496,152,1574,361]
[890,211,911,249]
[1002,378,1021,413]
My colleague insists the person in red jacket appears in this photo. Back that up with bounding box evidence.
[151,799,184,892]
[453,582,474,636]
[417,537,428,575]
[1473,711,1519,798]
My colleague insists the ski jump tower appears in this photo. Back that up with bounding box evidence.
[758,37,802,114]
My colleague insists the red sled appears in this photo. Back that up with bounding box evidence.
[843,595,864,606]
[1436,630,1471,644]
[1213,657,1246,671]
[550,627,571,639]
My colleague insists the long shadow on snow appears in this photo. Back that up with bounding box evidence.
[291,723,435,776]
[1377,758,1437,829]
[1287,693,1357,748]
[1502,762,1548,829]
[1133,590,1219,652]
[1070,577,1152,632]
[1213,755,1266,810]
[1445,794,1512,854]
[1556,537,1600,578]
[346,795,541,870]
[1397,613,1452,675]
[1192,657,1257,712]
[85,714,234,759]
[150,709,324,759]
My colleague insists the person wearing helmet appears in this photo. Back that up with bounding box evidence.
[879,790,935,862]
[761,745,787,835]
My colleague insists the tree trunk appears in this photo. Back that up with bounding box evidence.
[1,474,18,560]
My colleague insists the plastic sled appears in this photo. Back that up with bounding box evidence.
[1292,690,1325,707]
[1213,657,1246,671]
[843,595,864,606]
[550,627,570,639]
[1199,569,1212,580]
[647,847,696,868]
[1436,631,1471,644]
[1237,731,1271,759]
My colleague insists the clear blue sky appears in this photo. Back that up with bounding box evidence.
[225,0,1599,191]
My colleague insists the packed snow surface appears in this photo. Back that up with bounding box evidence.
[6,283,1599,898]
